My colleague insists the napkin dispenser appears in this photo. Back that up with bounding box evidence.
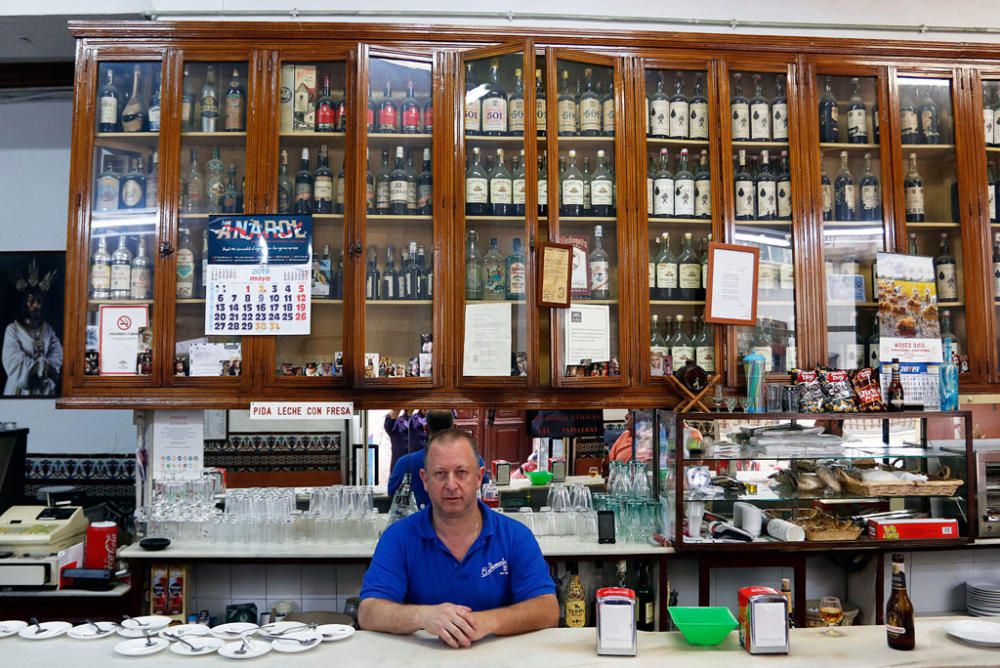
[596,587,637,656]
[744,594,789,654]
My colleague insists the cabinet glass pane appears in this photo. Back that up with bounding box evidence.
[87,60,161,377]
[644,67,715,379]
[817,75,884,370]
[365,56,434,379]
[461,51,530,378]
[730,70,797,376]
[983,79,1000,371]
[896,76,966,372]
[174,60,248,378]
[553,57,621,379]
[274,60,347,378]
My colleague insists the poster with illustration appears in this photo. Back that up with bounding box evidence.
[875,252,942,363]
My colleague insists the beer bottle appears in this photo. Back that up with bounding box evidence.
[886,553,915,650]
[887,358,905,412]
[565,572,587,628]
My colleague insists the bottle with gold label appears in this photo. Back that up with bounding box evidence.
[565,573,587,628]
[886,553,915,650]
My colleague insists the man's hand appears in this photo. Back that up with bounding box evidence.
[419,603,478,648]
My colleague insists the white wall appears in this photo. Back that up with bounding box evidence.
[0,96,137,454]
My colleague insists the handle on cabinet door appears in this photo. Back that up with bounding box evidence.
[349,242,364,257]
[159,242,175,257]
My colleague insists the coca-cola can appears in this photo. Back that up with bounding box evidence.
[85,521,118,570]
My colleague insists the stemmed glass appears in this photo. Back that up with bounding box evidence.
[724,397,737,413]
[818,596,844,636]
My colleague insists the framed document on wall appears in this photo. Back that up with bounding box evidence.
[704,242,759,327]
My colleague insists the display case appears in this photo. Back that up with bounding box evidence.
[660,410,973,551]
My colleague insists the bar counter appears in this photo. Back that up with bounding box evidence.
[1,617,998,667]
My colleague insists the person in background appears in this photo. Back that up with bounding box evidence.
[2,262,62,397]
[385,409,429,472]
[360,429,558,647]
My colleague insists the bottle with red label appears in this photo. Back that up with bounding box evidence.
[379,80,398,133]
[401,79,421,133]
[366,82,376,132]
[336,89,347,132]
[422,97,433,133]
[315,76,336,132]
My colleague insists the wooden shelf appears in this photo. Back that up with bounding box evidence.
[88,299,153,306]
[646,137,710,146]
[312,299,344,304]
[907,221,960,228]
[370,132,431,141]
[181,131,247,141]
[465,216,527,222]
[735,220,793,226]
[649,217,712,224]
[557,216,617,223]
[92,208,158,219]
[987,145,1000,154]
[651,300,706,305]
[823,220,885,228]
[732,140,790,149]
[314,213,345,220]
[280,131,346,139]
[366,299,434,306]
[939,301,965,307]
[571,299,618,305]
[95,131,158,139]
[176,299,206,305]
[820,142,880,152]
[465,300,528,305]
[464,134,534,143]
[367,214,433,221]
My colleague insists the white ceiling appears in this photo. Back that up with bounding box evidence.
[0,14,140,62]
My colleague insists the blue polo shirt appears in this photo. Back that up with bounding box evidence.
[360,500,554,611]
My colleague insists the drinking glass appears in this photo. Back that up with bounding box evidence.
[724,397,737,413]
[818,596,844,636]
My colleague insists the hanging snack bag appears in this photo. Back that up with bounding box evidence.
[794,369,825,413]
[818,367,858,412]
[850,366,885,412]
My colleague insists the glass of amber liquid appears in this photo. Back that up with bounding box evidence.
[818,596,844,636]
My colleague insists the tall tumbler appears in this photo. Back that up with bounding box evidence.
[743,351,766,413]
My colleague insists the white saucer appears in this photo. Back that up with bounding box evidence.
[114,637,170,656]
[210,622,259,639]
[317,623,355,642]
[0,620,27,638]
[169,636,224,656]
[218,639,272,659]
[160,623,211,638]
[271,630,323,653]
[68,622,118,639]
[257,621,313,638]
[968,582,1000,594]
[118,615,173,638]
[18,621,72,639]
[945,619,1000,646]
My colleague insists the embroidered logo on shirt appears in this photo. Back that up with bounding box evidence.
[481,558,509,578]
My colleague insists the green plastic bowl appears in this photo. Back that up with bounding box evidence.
[668,606,739,646]
[526,470,554,486]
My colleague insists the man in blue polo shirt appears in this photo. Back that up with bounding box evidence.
[359,429,558,648]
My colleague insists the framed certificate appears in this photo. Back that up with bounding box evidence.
[538,242,573,308]
[704,242,759,326]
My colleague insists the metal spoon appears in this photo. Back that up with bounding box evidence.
[234,635,250,655]
[164,632,204,653]
[122,614,149,628]
[266,623,315,637]
[143,630,157,647]
[29,617,45,635]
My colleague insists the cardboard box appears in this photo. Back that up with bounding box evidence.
[738,586,779,648]
[867,517,959,540]
[280,64,294,133]
[293,65,316,132]
[57,541,85,589]
[168,564,189,620]
[151,563,169,615]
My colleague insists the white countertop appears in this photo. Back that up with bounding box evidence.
[0,583,130,598]
[0,617,999,666]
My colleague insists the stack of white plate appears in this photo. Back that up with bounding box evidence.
[966,582,1000,616]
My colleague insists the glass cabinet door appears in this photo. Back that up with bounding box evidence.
[548,49,625,385]
[641,60,717,384]
[725,64,799,379]
[894,74,967,373]
[85,58,162,380]
[172,58,250,382]
[981,75,1000,378]
[269,55,350,383]
[361,51,438,385]
[459,43,537,385]
[814,70,888,371]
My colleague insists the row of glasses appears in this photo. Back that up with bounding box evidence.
[607,461,653,499]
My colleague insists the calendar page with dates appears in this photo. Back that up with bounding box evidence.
[205,215,312,336]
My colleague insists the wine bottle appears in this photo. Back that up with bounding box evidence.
[695,317,715,372]
[917,86,940,144]
[834,150,856,222]
[490,148,513,217]
[109,235,133,300]
[98,68,120,133]
[756,150,777,221]
[418,148,433,216]
[589,225,610,300]
[695,150,711,219]
[648,75,669,139]
[730,73,750,141]
[464,63,480,136]
[506,237,526,300]
[650,314,668,376]
[561,150,585,217]
[365,245,380,301]
[668,72,689,139]
[776,151,792,221]
[935,233,958,301]
[652,148,674,219]
[121,64,146,133]
[90,235,112,299]
[314,145,334,214]
[734,150,755,221]
[316,75,336,132]
[277,149,292,214]
[378,80,398,133]
[389,146,408,216]
[223,66,245,132]
[677,232,701,301]
[538,151,548,218]
[591,150,614,217]
[903,153,925,222]
[601,77,615,137]
[673,149,695,219]
[535,68,547,137]
[200,65,219,133]
[820,160,833,221]
[148,75,161,132]
[401,79,421,134]
[818,76,838,143]
[294,147,313,215]
[859,152,881,221]
[381,244,398,300]
[900,92,919,144]
[847,77,868,143]
[482,237,506,301]
[771,75,788,141]
[749,74,771,141]
[671,314,695,366]
[465,229,483,300]
[655,232,678,301]
[557,70,577,136]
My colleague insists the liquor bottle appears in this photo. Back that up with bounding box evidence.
[511,151,526,217]
[940,308,961,363]
[750,74,771,141]
[481,60,508,137]
[535,68,547,137]
[579,68,602,136]
[858,152,881,221]
[277,149,292,214]
[646,74,669,138]
[695,150,711,219]
[185,149,205,213]
[589,225,610,299]
[506,237,526,300]
[557,70,577,136]
[330,250,344,300]
[464,63,480,136]
[365,246,380,301]
[818,76,839,143]
[465,146,488,216]
[873,101,881,143]
[917,86,939,144]
[650,314,668,377]
[668,72,689,139]
[90,235,112,299]
[199,229,209,299]
[465,229,483,300]
[581,155,593,215]
[419,245,433,298]
[772,75,788,141]
[673,148,695,219]
[365,149,375,214]
[181,65,195,131]
[314,145,334,214]
[482,238,506,301]
[293,147,313,215]
[774,151,791,221]
[404,150,418,214]
[690,73,709,140]
[904,153,924,222]
[337,88,349,133]
[601,77,615,136]
[373,148,391,215]
[223,66,245,132]
[336,159,346,215]
[146,151,159,206]
[899,92,919,144]
[988,88,998,147]
[779,578,794,628]
[119,158,146,210]
[700,233,712,297]
[316,76,336,132]
[756,150,777,220]
[847,77,868,143]
[401,79,421,133]
[564,573,586,628]
[200,65,219,132]
[655,232,678,300]
[751,321,774,373]
[989,162,998,223]
[935,233,958,302]
[886,553,915,650]
[730,72,750,141]
[388,146,408,216]
[834,150,856,221]
[98,68,120,133]
[128,239,151,300]
[887,358,905,411]
[671,314,695,366]
[205,147,226,213]
[695,316,715,373]
[734,149,755,221]
[678,232,701,301]
[652,148,674,219]
[590,150,614,217]
[120,64,146,133]
[538,151,549,217]
[148,75,161,132]
[561,150,585,217]
[404,240,421,300]
[176,228,196,299]
[378,80,398,133]
[507,67,525,136]
[387,472,416,524]
[221,164,239,213]
[867,321,880,368]
[417,148,433,215]
[382,244,398,300]
[818,159,833,221]
[490,148,513,216]
[366,82,377,132]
